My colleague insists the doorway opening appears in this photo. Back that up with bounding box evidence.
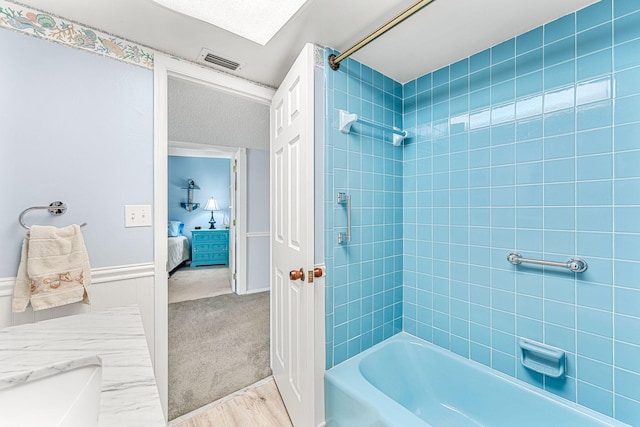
[164,74,273,421]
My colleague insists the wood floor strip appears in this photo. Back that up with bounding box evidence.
[172,378,292,427]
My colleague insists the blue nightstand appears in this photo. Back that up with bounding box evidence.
[191,229,229,267]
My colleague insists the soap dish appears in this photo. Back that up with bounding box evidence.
[519,338,566,378]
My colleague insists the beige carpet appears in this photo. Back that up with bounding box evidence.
[168,291,272,421]
[169,266,232,304]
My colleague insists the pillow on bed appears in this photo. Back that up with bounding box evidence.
[168,221,183,237]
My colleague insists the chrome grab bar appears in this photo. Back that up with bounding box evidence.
[337,192,351,244]
[507,252,588,273]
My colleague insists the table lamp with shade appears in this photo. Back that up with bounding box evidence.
[204,197,220,229]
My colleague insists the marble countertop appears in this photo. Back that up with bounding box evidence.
[0,305,165,426]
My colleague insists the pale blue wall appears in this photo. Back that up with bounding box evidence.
[0,27,153,277]
[246,149,270,233]
[168,156,230,242]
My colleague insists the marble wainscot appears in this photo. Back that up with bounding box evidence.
[0,305,165,426]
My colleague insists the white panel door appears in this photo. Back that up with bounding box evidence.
[270,43,316,427]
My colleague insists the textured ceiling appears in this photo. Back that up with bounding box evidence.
[168,77,270,150]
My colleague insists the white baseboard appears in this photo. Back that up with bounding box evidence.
[245,287,270,295]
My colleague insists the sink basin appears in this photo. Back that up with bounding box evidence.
[0,355,102,426]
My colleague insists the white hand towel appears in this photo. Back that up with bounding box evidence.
[12,224,91,312]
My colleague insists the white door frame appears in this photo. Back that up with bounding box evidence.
[153,54,273,416]
[167,141,245,295]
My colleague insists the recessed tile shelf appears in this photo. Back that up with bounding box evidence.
[519,338,566,378]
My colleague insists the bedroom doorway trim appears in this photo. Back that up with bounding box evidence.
[153,53,274,417]
[167,141,248,295]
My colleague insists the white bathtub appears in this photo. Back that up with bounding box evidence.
[325,333,628,427]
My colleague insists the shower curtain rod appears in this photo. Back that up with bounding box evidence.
[328,0,437,71]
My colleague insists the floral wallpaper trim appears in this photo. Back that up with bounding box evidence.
[0,0,153,69]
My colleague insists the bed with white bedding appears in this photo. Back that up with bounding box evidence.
[168,235,190,273]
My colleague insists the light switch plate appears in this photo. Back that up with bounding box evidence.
[125,205,152,227]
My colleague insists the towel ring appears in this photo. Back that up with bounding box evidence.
[19,201,87,230]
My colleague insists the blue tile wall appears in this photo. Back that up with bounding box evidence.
[402,1,640,424]
[324,49,404,368]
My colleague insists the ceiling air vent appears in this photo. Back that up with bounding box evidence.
[197,48,241,71]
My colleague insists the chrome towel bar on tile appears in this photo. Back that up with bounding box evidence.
[338,110,408,146]
[19,201,87,230]
[507,251,588,273]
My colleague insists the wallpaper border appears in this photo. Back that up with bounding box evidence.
[0,0,154,69]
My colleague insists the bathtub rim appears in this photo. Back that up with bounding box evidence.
[325,332,630,427]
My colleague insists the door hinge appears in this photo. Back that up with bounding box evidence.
[233,219,236,226]
[233,273,237,280]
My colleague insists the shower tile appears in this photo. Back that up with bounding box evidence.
[545,14,576,44]
[543,109,575,136]
[577,0,612,31]
[516,70,543,97]
[578,332,613,363]
[614,260,640,291]
[517,27,543,55]
[577,23,612,57]
[470,87,490,111]
[614,94,640,124]
[544,61,576,90]
[546,324,576,353]
[492,39,515,64]
[579,382,614,417]
[577,207,613,232]
[577,100,613,131]
[516,48,543,75]
[450,58,469,80]
[576,180,612,205]
[615,122,640,150]
[544,36,576,68]
[492,350,516,376]
[614,38,640,71]
[577,49,613,81]
[614,287,640,317]
[615,395,640,427]
[576,127,612,156]
[470,49,491,72]
[614,11,640,44]
[615,66,640,97]
[433,67,450,87]
[615,314,640,346]
[615,341,640,374]
[545,300,576,328]
[614,206,640,233]
[615,369,640,402]
[577,306,612,338]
